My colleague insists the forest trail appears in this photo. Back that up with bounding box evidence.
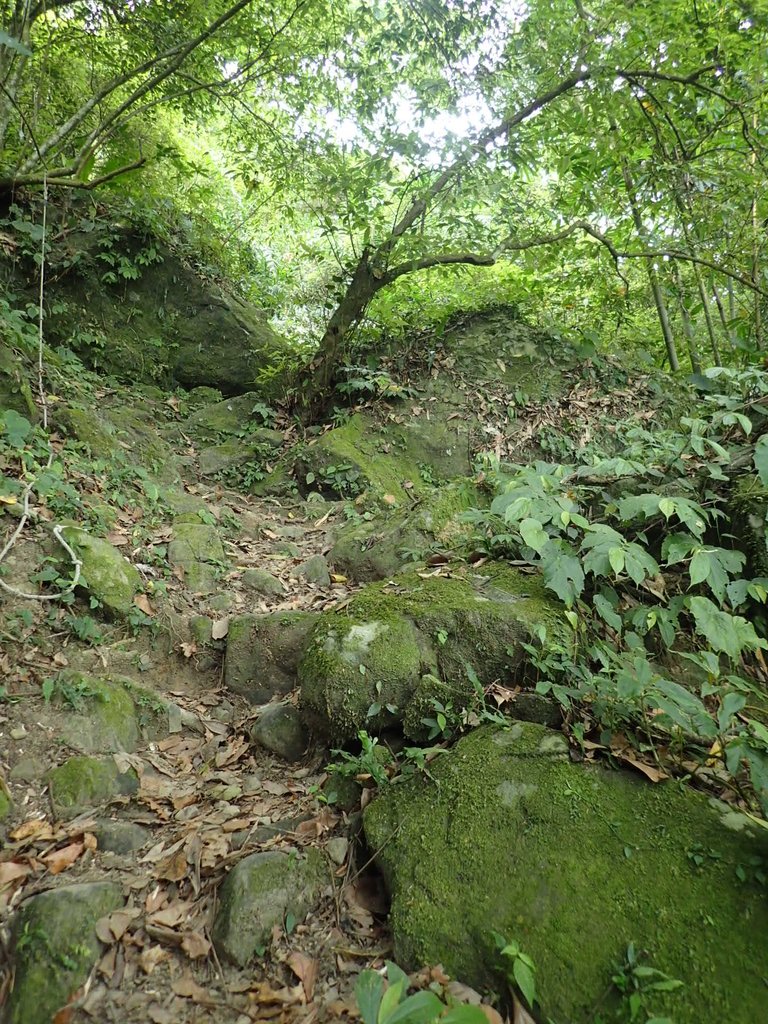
[0,410,393,1024]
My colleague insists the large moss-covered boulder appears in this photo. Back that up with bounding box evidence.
[299,566,565,741]
[294,409,473,503]
[331,481,483,581]
[224,611,316,704]
[6,882,123,1024]
[47,755,139,818]
[60,526,142,617]
[44,238,289,395]
[57,403,119,454]
[212,849,327,966]
[364,723,768,1024]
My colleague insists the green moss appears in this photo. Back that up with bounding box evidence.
[47,755,139,818]
[300,614,424,739]
[729,473,768,575]
[60,526,141,617]
[212,848,327,966]
[7,882,123,1024]
[0,773,12,820]
[331,480,484,581]
[0,343,37,417]
[54,672,140,753]
[299,566,568,740]
[296,413,426,501]
[57,405,118,454]
[364,723,768,1024]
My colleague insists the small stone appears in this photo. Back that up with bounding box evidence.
[10,756,46,782]
[190,615,213,645]
[208,593,234,612]
[242,568,285,597]
[512,691,562,728]
[323,774,362,811]
[10,726,27,739]
[276,542,301,557]
[250,704,308,762]
[274,524,305,540]
[325,837,349,865]
[242,774,263,795]
[94,820,150,854]
[292,554,331,587]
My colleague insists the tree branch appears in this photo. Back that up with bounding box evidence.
[381,251,496,286]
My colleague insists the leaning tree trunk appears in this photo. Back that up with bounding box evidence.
[299,253,383,418]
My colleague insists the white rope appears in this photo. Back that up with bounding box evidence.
[0,175,83,601]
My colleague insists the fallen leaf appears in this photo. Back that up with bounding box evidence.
[133,593,154,615]
[95,907,141,943]
[43,841,84,874]
[106,532,130,546]
[618,754,669,784]
[288,951,318,1002]
[172,972,210,1001]
[155,848,188,882]
[181,931,211,959]
[0,861,33,888]
[179,641,197,658]
[10,818,51,842]
[330,573,348,583]
[262,780,290,796]
[512,992,536,1024]
[211,617,229,640]
[139,945,168,975]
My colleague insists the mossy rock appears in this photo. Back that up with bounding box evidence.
[331,480,484,581]
[364,722,768,1024]
[6,881,123,1024]
[293,412,468,502]
[0,343,37,417]
[212,848,327,966]
[44,237,290,396]
[0,772,12,820]
[300,615,425,740]
[60,526,142,617]
[47,755,139,819]
[224,611,316,704]
[168,521,226,594]
[57,404,118,454]
[728,473,768,576]
[183,392,280,440]
[299,565,565,741]
[49,672,140,754]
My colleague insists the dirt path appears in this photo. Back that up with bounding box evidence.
[0,482,389,1024]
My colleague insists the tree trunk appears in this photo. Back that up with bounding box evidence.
[674,263,702,373]
[299,254,382,417]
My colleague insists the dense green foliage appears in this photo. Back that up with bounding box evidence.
[0,0,766,375]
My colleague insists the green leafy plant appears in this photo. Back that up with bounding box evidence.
[492,932,538,1013]
[466,368,768,816]
[327,730,394,788]
[610,943,683,1023]
[355,962,487,1024]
